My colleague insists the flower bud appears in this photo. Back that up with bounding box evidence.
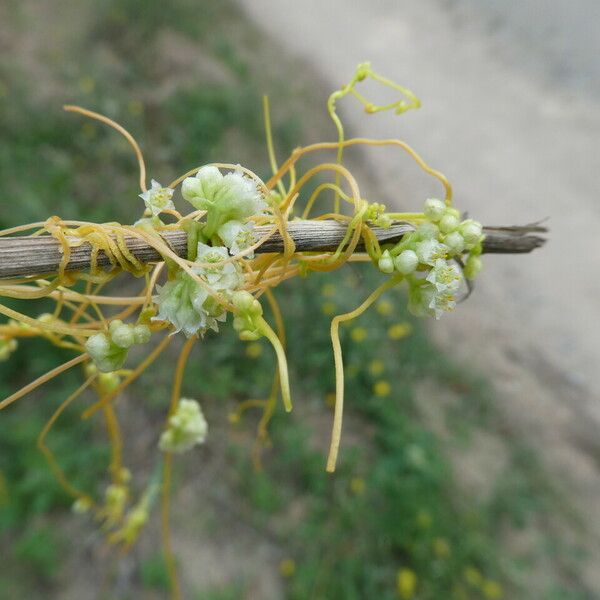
[378,250,394,274]
[444,231,465,255]
[416,222,439,240]
[159,398,208,454]
[423,198,445,222]
[133,324,151,345]
[460,219,483,246]
[439,213,460,233]
[463,255,482,279]
[109,320,135,349]
[232,290,256,313]
[394,249,419,274]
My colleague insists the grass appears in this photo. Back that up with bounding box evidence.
[0,0,592,598]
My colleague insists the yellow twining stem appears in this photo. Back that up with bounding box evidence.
[327,275,402,472]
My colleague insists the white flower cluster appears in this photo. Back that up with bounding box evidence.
[159,398,208,453]
[378,198,484,319]
[85,320,151,372]
[182,166,266,223]
[154,243,243,337]
[182,165,267,255]
[154,165,270,337]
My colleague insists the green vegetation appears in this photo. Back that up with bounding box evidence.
[0,1,590,598]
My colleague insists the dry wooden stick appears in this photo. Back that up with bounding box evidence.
[0,220,546,279]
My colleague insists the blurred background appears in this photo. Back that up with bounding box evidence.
[0,0,598,598]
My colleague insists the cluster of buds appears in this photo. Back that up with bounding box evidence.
[154,243,243,337]
[231,290,264,341]
[364,202,392,229]
[159,398,208,454]
[85,320,151,372]
[152,166,269,338]
[377,198,484,319]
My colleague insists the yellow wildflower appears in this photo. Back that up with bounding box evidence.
[78,76,95,94]
[350,326,368,342]
[376,299,393,316]
[433,537,451,558]
[396,568,417,599]
[128,99,144,116]
[321,301,337,316]
[388,322,412,340]
[350,477,365,495]
[279,558,296,578]
[374,380,391,397]
[482,580,503,599]
[369,359,385,376]
[416,510,432,529]
[321,283,336,297]
[464,566,483,587]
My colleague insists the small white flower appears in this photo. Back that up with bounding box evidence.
[194,243,243,290]
[415,239,448,266]
[155,272,208,337]
[408,282,456,320]
[182,166,267,221]
[159,398,208,453]
[139,179,175,217]
[394,249,419,275]
[428,289,456,319]
[218,220,256,257]
[378,249,394,274]
[155,245,242,337]
[426,259,462,294]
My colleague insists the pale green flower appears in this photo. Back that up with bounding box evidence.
[195,243,243,290]
[139,179,175,216]
[159,398,208,453]
[154,271,210,337]
[408,280,456,320]
[415,239,448,266]
[154,245,242,337]
[426,259,462,294]
[181,166,266,224]
[218,220,256,256]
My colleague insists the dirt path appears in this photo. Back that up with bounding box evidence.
[236,0,600,587]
